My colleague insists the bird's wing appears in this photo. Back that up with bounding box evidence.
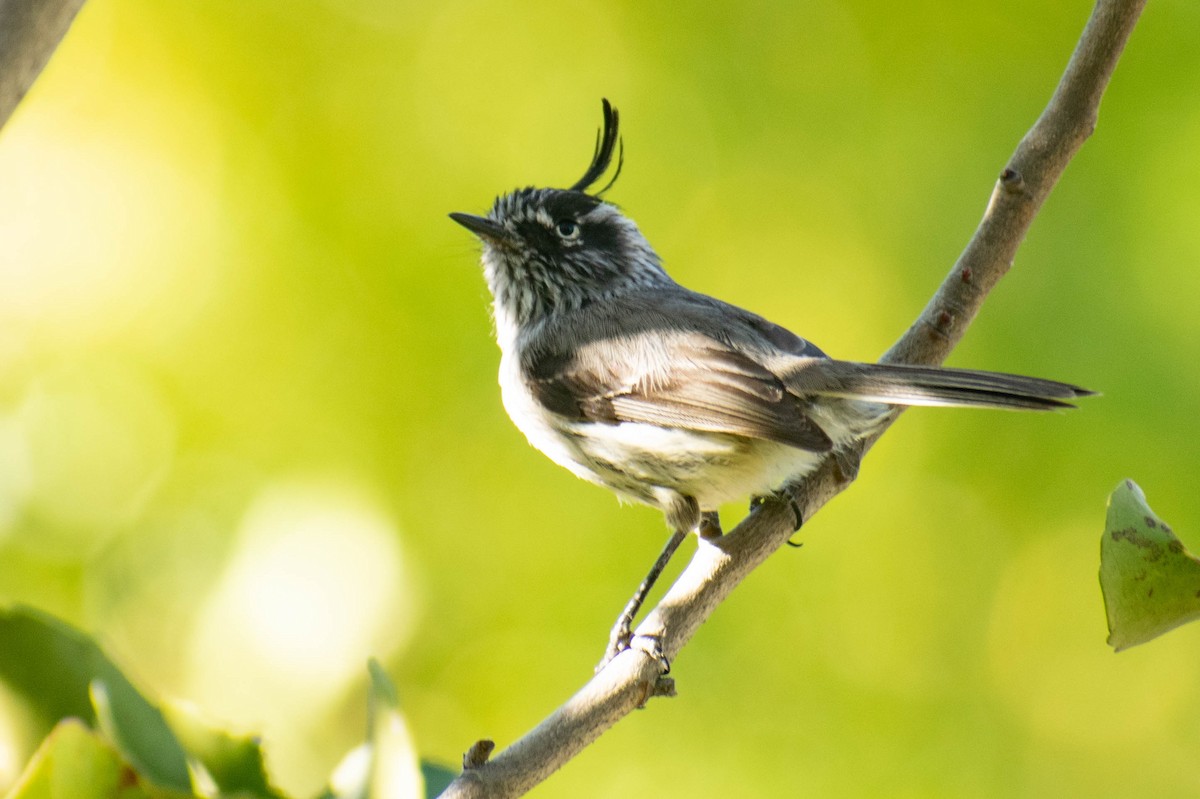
[525,317,833,453]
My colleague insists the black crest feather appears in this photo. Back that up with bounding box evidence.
[568,98,623,196]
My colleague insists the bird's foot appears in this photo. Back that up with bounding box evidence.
[751,492,804,534]
[597,615,634,672]
[597,621,673,675]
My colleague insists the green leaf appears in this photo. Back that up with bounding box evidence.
[365,660,425,799]
[90,681,192,795]
[323,660,425,799]
[418,763,456,798]
[1100,480,1200,651]
[4,719,127,799]
[0,605,192,793]
[2,717,195,799]
[162,702,288,799]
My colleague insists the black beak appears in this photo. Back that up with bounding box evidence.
[449,212,515,244]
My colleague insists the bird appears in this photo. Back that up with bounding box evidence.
[450,99,1091,667]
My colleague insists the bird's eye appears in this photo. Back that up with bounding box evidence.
[555,220,580,238]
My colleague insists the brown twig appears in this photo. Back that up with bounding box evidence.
[0,0,87,133]
[439,1,1148,795]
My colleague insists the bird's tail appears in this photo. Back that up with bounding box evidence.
[786,360,1094,411]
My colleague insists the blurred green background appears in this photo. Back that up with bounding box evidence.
[2,0,1199,796]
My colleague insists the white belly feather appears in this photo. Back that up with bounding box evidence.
[498,352,824,514]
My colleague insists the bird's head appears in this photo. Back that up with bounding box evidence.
[451,100,671,337]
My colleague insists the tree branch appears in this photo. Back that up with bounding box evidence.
[439,1,1147,796]
[0,0,87,133]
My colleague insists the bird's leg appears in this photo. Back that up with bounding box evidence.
[599,527,687,671]
[697,510,723,540]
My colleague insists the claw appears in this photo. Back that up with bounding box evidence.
[787,497,803,531]
[751,493,803,531]
[598,618,634,672]
[633,634,671,675]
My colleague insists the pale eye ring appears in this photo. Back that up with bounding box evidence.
[555,220,580,239]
